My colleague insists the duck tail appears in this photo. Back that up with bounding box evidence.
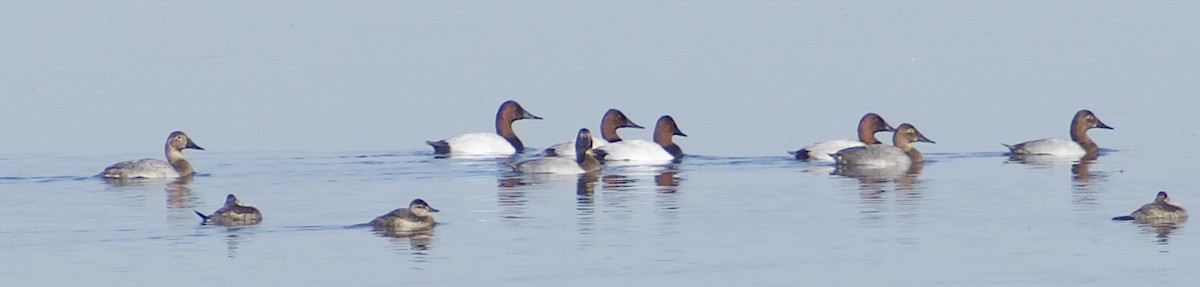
[1001,143,1016,152]
[593,149,609,162]
[1112,215,1135,221]
[194,210,211,224]
[790,149,811,160]
[426,140,450,154]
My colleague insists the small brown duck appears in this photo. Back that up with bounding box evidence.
[371,199,439,230]
[1113,191,1187,222]
[194,194,262,226]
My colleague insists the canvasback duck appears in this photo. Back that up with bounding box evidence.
[194,194,262,226]
[1004,109,1113,157]
[101,131,204,178]
[790,113,895,162]
[1113,191,1187,222]
[543,109,643,157]
[833,123,934,167]
[595,115,686,162]
[371,199,439,230]
[516,129,602,174]
[427,100,542,155]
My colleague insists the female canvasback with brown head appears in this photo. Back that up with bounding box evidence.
[833,123,934,167]
[790,113,896,162]
[543,109,644,157]
[194,194,262,226]
[1004,109,1113,157]
[101,131,204,178]
[371,199,440,230]
[427,100,542,156]
[595,115,686,162]
[517,129,602,174]
[1113,191,1187,222]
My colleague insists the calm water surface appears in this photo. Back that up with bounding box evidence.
[2,147,1197,286]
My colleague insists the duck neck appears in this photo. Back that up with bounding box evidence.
[859,124,882,144]
[600,119,622,142]
[653,127,674,148]
[893,136,922,162]
[578,150,601,172]
[663,144,684,160]
[1070,119,1098,154]
[165,145,194,176]
[496,119,524,152]
[905,148,924,163]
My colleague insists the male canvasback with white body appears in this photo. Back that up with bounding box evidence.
[1113,191,1187,222]
[791,113,895,162]
[516,129,602,174]
[427,100,541,156]
[101,131,204,178]
[194,194,262,226]
[832,123,934,167]
[1004,109,1113,158]
[371,199,439,230]
[543,109,643,157]
[595,115,686,162]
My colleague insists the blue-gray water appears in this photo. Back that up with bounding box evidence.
[5,1,1200,285]
[2,147,1198,285]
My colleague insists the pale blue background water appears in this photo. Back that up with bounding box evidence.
[3,1,1200,286]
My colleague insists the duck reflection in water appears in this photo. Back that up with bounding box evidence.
[497,171,601,219]
[1006,153,1109,206]
[576,172,599,237]
[834,161,924,192]
[102,175,199,210]
[655,170,681,193]
[165,177,194,209]
[375,228,436,252]
[600,164,682,192]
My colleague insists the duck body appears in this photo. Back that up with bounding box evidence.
[371,199,439,230]
[1004,138,1086,157]
[596,115,686,162]
[1113,192,1187,222]
[432,132,518,155]
[1006,109,1112,157]
[596,140,677,162]
[792,139,865,162]
[833,144,912,167]
[428,100,541,156]
[194,194,262,226]
[103,158,184,178]
[833,123,934,167]
[792,113,895,162]
[544,109,642,158]
[515,157,591,174]
[543,135,607,158]
[101,131,203,178]
[516,129,602,174]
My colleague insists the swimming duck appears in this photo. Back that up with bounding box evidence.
[833,123,934,167]
[371,199,439,230]
[543,109,643,157]
[595,115,686,162]
[194,194,262,226]
[427,100,541,155]
[791,113,895,162]
[1004,109,1113,157]
[101,131,204,178]
[516,129,602,174]
[1113,191,1188,222]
